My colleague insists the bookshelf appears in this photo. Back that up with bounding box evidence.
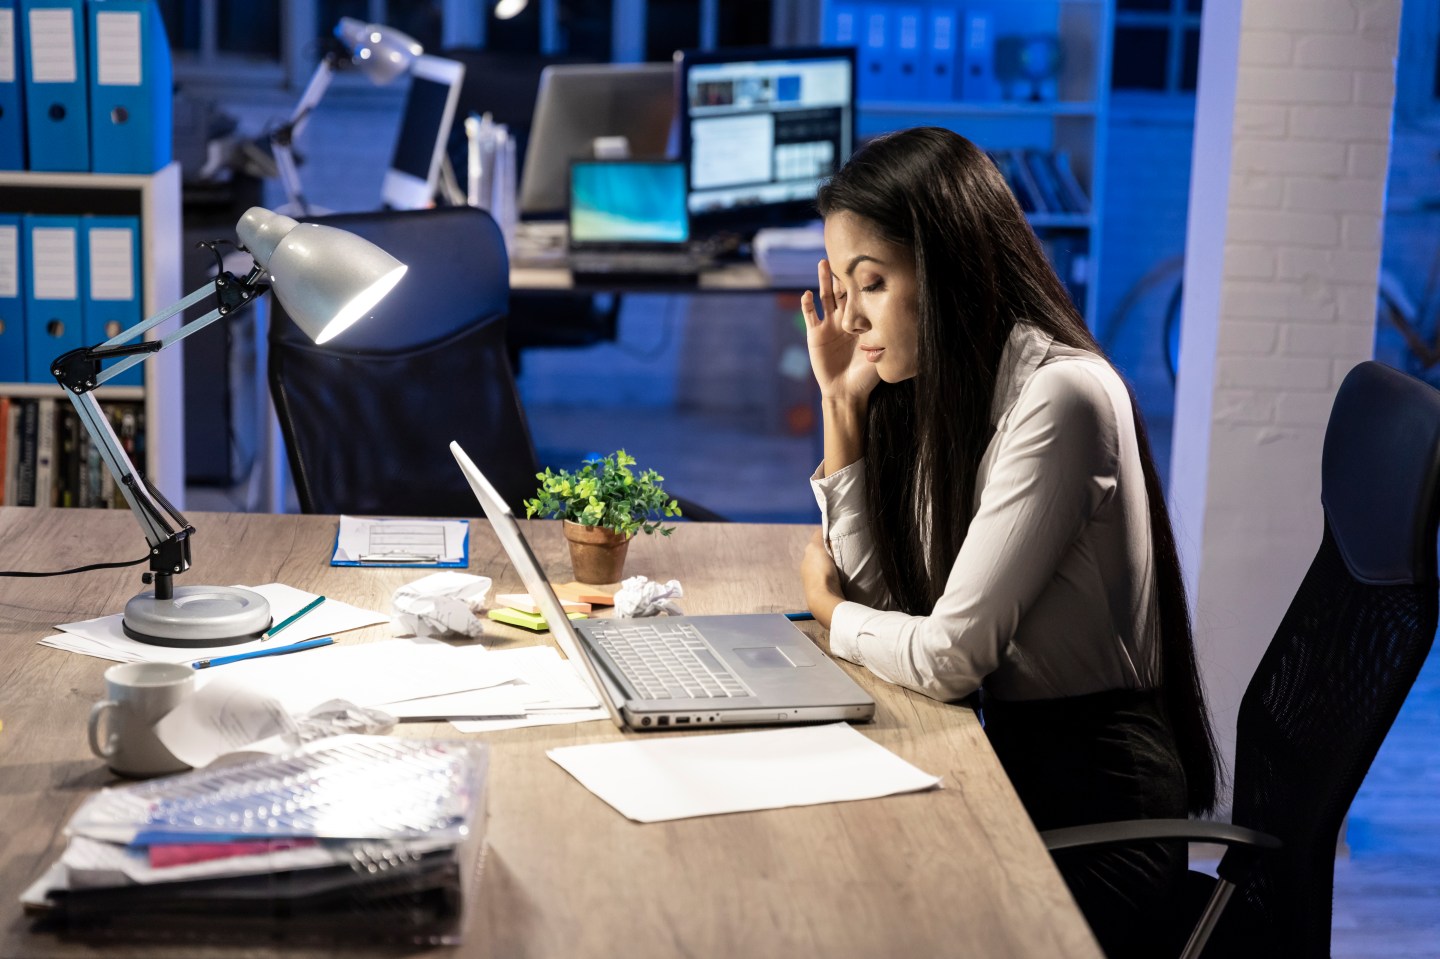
[826,0,1113,323]
[0,162,184,508]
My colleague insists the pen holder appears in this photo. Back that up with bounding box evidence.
[563,521,631,585]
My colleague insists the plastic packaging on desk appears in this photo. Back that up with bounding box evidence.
[24,736,490,947]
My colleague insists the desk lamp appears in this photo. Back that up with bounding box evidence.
[50,208,407,647]
[272,17,425,215]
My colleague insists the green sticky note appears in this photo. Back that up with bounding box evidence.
[487,607,588,632]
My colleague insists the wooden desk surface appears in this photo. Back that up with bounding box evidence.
[0,507,1101,959]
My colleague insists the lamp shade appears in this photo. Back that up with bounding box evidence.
[235,207,407,345]
[335,17,423,85]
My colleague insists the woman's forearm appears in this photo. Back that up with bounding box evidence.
[821,395,868,478]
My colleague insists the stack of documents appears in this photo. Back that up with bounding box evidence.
[752,224,826,286]
[22,737,488,946]
[38,583,388,664]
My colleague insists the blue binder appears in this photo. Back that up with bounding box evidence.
[88,0,170,174]
[889,6,923,101]
[81,215,141,385]
[823,1,859,47]
[922,6,959,102]
[0,2,26,169]
[858,5,891,102]
[23,214,84,382]
[0,214,25,381]
[19,0,88,171]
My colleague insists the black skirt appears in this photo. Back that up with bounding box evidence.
[982,688,1188,959]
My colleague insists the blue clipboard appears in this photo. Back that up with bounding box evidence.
[329,517,470,568]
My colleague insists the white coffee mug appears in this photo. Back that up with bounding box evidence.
[87,661,195,777]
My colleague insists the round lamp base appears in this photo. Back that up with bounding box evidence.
[123,585,273,648]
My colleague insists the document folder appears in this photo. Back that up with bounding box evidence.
[922,6,958,102]
[81,215,141,385]
[20,0,88,171]
[23,214,84,382]
[87,0,170,174]
[858,5,890,102]
[0,213,24,381]
[889,6,922,101]
[0,1,25,169]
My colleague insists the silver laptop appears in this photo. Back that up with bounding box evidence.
[450,441,875,731]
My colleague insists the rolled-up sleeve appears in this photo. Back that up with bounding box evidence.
[819,364,1120,701]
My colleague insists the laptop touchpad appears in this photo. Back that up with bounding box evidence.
[734,646,814,668]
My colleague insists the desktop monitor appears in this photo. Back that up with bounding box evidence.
[381,55,466,210]
[518,62,677,217]
[677,46,856,236]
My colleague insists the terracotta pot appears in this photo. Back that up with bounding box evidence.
[563,521,632,585]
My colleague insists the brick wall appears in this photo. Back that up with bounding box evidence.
[1170,0,1401,797]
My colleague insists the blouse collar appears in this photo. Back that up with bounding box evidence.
[991,322,1054,427]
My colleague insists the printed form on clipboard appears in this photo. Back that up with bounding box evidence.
[331,516,470,567]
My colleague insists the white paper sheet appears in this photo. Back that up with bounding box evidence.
[546,723,942,822]
[333,515,467,564]
[446,645,608,730]
[190,640,518,715]
[38,583,387,664]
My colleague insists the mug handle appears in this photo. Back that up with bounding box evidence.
[87,700,119,760]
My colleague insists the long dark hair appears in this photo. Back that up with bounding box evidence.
[817,127,1219,814]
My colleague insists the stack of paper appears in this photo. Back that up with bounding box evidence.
[38,583,388,664]
[753,224,826,286]
[331,515,469,567]
[21,737,488,946]
[486,583,613,632]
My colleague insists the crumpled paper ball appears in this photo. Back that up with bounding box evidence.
[613,575,683,618]
[392,572,492,638]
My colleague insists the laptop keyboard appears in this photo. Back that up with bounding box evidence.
[589,621,750,700]
[568,251,703,276]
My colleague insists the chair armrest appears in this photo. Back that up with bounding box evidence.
[1042,819,1280,885]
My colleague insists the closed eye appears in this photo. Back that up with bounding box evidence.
[861,281,884,293]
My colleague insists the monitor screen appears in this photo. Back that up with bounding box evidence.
[678,47,855,233]
[519,63,677,217]
[381,55,466,211]
[569,161,689,245]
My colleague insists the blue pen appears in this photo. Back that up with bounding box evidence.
[193,637,335,670]
[785,611,815,622]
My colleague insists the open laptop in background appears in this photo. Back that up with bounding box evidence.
[450,441,875,731]
[566,160,709,284]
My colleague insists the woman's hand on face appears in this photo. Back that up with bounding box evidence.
[801,529,845,630]
[801,258,880,402]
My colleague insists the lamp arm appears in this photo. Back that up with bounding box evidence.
[270,53,339,215]
[51,268,270,599]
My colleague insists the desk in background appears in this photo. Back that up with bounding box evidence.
[0,507,1101,958]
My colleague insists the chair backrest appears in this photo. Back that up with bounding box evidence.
[267,206,541,516]
[1228,361,1440,955]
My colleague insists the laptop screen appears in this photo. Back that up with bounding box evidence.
[568,160,690,247]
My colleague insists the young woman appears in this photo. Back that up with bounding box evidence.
[799,127,1219,958]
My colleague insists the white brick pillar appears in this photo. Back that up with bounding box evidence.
[1170,0,1400,809]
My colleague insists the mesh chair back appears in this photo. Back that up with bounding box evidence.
[268,207,541,515]
[1227,361,1440,956]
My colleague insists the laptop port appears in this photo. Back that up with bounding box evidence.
[676,716,691,724]
[658,716,669,726]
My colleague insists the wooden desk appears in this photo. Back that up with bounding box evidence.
[0,507,1101,958]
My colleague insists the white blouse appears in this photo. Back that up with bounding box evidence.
[811,322,1161,703]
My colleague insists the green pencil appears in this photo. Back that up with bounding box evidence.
[262,595,326,642]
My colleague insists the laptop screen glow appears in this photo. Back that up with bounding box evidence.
[569,161,689,245]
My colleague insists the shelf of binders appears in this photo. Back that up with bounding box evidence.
[0,162,183,508]
[824,0,1113,322]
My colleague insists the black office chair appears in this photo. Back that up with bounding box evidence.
[1042,360,1440,958]
[267,206,541,515]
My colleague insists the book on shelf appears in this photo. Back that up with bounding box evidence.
[1051,151,1091,215]
[0,396,144,509]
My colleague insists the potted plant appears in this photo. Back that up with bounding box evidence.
[523,450,681,584]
